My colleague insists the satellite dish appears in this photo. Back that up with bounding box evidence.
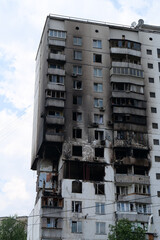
[138,19,144,26]
[131,22,137,28]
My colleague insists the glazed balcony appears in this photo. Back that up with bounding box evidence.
[110,67,144,78]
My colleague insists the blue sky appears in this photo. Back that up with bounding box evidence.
[0,0,160,217]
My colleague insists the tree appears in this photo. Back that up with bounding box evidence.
[108,218,146,240]
[0,216,27,240]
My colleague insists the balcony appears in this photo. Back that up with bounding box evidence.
[45,132,64,142]
[49,53,66,62]
[110,47,141,57]
[46,116,64,125]
[112,61,142,70]
[113,106,145,116]
[47,83,65,91]
[115,174,150,185]
[116,212,150,223]
[110,67,144,78]
[42,228,62,239]
[49,39,65,47]
[114,139,148,150]
[48,68,65,76]
[45,98,64,108]
[117,194,151,204]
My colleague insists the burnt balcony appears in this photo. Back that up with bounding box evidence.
[42,196,63,208]
[47,83,65,92]
[117,193,151,204]
[115,174,150,185]
[45,98,64,108]
[45,131,64,142]
[110,39,141,57]
[46,116,64,125]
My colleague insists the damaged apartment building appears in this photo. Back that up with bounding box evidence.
[27,16,160,240]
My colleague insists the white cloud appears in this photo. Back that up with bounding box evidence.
[2,177,30,201]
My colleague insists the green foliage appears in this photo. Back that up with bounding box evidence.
[108,219,146,240]
[0,216,27,240]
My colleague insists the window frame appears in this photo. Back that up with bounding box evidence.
[73,37,82,46]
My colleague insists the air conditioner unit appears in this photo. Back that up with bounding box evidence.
[99,107,105,112]
[72,73,77,77]
[108,121,113,126]
[92,122,98,127]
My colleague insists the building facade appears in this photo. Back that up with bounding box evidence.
[28,15,160,240]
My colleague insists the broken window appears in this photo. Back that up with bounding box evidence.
[73,129,82,138]
[115,165,128,174]
[72,181,82,193]
[134,166,148,175]
[73,96,82,105]
[72,146,82,156]
[73,80,82,90]
[95,202,105,214]
[95,148,104,158]
[42,217,62,228]
[46,90,65,99]
[48,109,63,117]
[132,149,148,158]
[72,201,82,213]
[42,197,63,208]
[64,161,105,181]
[115,148,130,160]
[95,183,105,195]
[93,54,102,63]
[95,131,104,140]
[73,112,82,122]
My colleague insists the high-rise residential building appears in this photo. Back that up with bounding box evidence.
[27,15,160,240]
